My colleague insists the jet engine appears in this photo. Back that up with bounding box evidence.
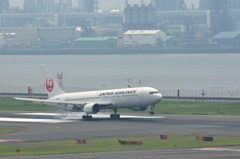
[83,103,100,114]
[129,107,148,111]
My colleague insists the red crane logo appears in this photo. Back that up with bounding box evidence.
[46,78,54,92]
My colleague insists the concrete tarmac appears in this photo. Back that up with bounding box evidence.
[1,148,240,159]
[0,110,240,158]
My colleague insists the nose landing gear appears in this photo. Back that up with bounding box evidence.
[149,105,155,115]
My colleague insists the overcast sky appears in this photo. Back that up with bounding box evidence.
[9,0,200,10]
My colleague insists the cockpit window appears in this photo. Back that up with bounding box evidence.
[150,91,159,94]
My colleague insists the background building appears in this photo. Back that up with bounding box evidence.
[58,0,72,13]
[74,37,117,48]
[1,0,240,49]
[199,0,210,10]
[36,0,54,13]
[200,0,240,10]
[124,4,155,30]
[212,31,240,48]
[154,0,187,11]
[210,0,232,35]
[231,0,240,9]
[124,30,166,48]
[24,0,36,13]
[0,0,9,13]
[78,0,97,12]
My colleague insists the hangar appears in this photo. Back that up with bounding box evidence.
[123,30,166,48]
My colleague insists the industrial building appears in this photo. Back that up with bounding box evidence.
[24,0,37,13]
[124,30,166,48]
[78,0,97,12]
[0,34,6,48]
[166,36,182,47]
[154,0,187,11]
[124,4,155,30]
[58,0,72,13]
[156,10,210,30]
[1,0,240,49]
[232,0,240,9]
[200,0,240,10]
[199,0,210,10]
[210,0,232,35]
[74,37,117,48]
[0,0,9,13]
[199,0,233,35]
[212,31,240,48]
[0,27,76,48]
[23,0,55,13]
[23,0,91,13]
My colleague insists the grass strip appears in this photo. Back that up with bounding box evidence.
[0,128,16,134]
[0,97,55,111]
[0,145,120,156]
[153,101,240,115]
[116,100,240,116]
[1,136,240,156]
[1,97,240,116]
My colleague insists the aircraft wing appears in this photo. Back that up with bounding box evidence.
[14,98,112,108]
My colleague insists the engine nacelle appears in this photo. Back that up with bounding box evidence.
[83,103,100,114]
[129,107,148,112]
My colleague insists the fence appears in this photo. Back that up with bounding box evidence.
[1,85,240,100]
[161,89,240,99]
[0,85,106,97]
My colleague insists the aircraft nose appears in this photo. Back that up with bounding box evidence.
[159,93,163,101]
[156,93,163,102]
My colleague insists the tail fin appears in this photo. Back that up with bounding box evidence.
[40,64,64,98]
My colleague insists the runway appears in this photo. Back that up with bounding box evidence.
[2,148,240,159]
[1,110,240,158]
[1,110,240,140]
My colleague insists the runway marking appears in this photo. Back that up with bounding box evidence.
[15,112,76,116]
[118,115,165,119]
[0,139,24,143]
[193,147,240,152]
[16,112,166,119]
[0,118,75,123]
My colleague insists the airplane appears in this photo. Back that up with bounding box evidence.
[15,65,162,120]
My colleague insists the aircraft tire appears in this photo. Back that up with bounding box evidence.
[82,115,92,120]
[149,111,154,115]
[110,114,120,120]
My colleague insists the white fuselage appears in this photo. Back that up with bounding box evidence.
[15,65,163,118]
[49,87,162,110]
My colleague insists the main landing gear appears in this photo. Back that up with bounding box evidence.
[110,109,120,119]
[149,105,155,115]
[82,115,92,120]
